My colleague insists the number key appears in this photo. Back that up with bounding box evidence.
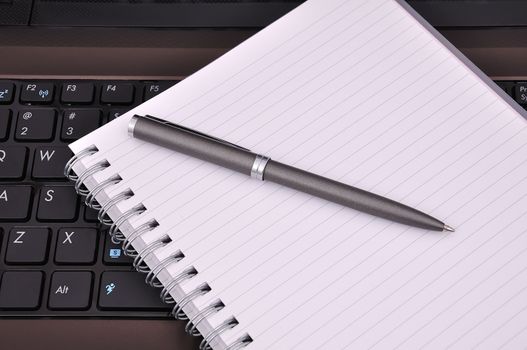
[61,109,101,141]
[15,109,56,141]
[0,109,11,140]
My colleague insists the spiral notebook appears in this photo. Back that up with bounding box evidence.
[67,0,527,348]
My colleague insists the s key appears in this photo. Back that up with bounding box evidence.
[37,185,78,221]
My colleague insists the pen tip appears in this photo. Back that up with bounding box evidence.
[443,224,455,232]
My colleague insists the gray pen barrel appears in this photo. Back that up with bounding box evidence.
[131,116,255,175]
[263,161,445,231]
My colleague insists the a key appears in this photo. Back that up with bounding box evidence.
[48,271,93,310]
[100,83,134,105]
[515,83,527,105]
[55,228,97,264]
[103,234,133,265]
[143,82,175,102]
[0,82,15,104]
[20,82,54,104]
[0,185,32,221]
[0,109,10,140]
[32,146,72,179]
[98,271,169,310]
[61,109,101,141]
[61,83,95,104]
[0,146,27,179]
[15,108,56,141]
[0,271,43,310]
[5,228,50,264]
[37,185,78,221]
[108,109,129,121]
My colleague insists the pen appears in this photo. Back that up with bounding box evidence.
[128,115,454,232]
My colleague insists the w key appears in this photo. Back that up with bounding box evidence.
[32,146,72,179]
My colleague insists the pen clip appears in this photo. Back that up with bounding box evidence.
[139,115,251,152]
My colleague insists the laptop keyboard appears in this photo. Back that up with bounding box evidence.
[0,79,525,317]
[0,79,177,317]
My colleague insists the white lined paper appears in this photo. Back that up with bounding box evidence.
[71,0,527,348]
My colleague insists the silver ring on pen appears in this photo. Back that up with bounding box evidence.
[250,154,270,181]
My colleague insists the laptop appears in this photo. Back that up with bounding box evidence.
[0,1,525,349]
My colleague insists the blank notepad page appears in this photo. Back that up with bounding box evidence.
[71,0,527,348]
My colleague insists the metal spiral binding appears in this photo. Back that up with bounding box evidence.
[171,283,212,320]
[97,189,134,225]
[145,252,184,288]
[85,175,122,210]
[160,266,198,304]
[109,204,146,244]
[185,300,225,336]
[122,219,159,257]
[66,146,253,350]
[75,160,110,196]
[199,318,239,350]
[64,145,98,181]
[133,235,171,273]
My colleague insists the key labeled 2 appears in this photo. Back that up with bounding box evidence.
[15,109,56,141]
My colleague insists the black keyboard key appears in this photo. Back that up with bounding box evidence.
[61,83,95,104]
[37,185,78,221]
[143,82,174,101]
[0,82,15,104]
[108,108,129,121]
[32,146,72,179]
[0,185,32,221]
[15,109,56,141]
[84,206,99,222]
[103,234,132,265]
[55,228,97,264]
[48,271,93,310]
[0,146,27,179]
[101,83,134,105]
[5,228,50,264]
[0,271,43,310]
[20,82,54,104]
[61,109,101,141]
[515,83,527,105]
[98,271,169,310]
[0,109,10,140]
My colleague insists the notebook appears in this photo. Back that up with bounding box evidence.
[67,0,527,348]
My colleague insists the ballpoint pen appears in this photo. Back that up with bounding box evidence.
[128,114,454,232]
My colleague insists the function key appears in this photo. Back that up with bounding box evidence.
[61,83,95,104]
[143,82,175,102]
[32,146,72,179]
[100,83,135,105]
[48,271,93,310]
[5,227,50,264]
[20,82,54,104]
[0,109,11,140]
[0,82,15,104]
[55,228,97,264]
[98,271,169,310]
[0,271,43,310]
[0,185,32,221]
[515,83,527,105]
[37,185,78,221]
[15,109,56,141]
[0,146,27,179]
[103,234,132,265]
[61,109,101,141]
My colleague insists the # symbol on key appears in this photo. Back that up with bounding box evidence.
[22,112,32,120]
[105,282,116,295]
[38,89,49,99]
[68,112,76,120]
